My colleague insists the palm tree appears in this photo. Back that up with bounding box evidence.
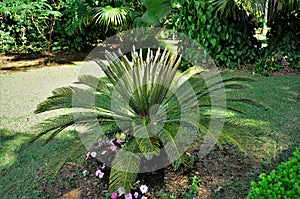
[75,0,173,35]
[210,0,300,23]
[31,46,265,193]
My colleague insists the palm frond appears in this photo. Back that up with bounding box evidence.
[109,139,141,193]
[91,5,131,33]
[46,139,85,177]
[34,80,114,114]
[30,114,75,143]
[157,127,181,164]
[74,75,112,93]
[134,125,160,160]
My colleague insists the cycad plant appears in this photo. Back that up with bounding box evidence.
[32,47,264,194]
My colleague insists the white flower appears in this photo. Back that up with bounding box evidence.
[118,187,125,196]
[90,151,97,158]
[110,145,117,151]
[140,185,148,194]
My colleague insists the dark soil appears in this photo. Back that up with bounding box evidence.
[43,144,262,199]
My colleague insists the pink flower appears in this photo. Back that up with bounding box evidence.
[125,193,132,199]
[135,180,140,185]
[140,185,148,194]
[110,145,117,152]
[111,192,117,199]
[90,151,97,158]
[116,139,123,144]
[141,196,148,199]
[86,151,91,160]
[95,169,104,178]
[185,152,191,157]
[109,139,115,145]
[134,192,139,198]
[118,187,125,196]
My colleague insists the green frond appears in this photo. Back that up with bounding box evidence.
[92,5,131,32]
[109,139,141,193]
[134,124,160,160]
[172,152,193,170]
[198,104,246,115]
[34,95,73,114]
[30,114,75,143]
[51,86,74,97]
[46,139,85,177]
[35,87,113,115]
[31,110,126,143]
[75,75,112,93]
[35,86,95,114]
[158,128,181,164]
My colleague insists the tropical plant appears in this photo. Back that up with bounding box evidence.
[0,0,62,52]
[209,0,300,70]
[173,0,261,68]
[209,0,263,20]
[91,5,131,33]
[77,0,172,35]
[31,47,265,194]
[265,0,300,69]
[134,0,172,27]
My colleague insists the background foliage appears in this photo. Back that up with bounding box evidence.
[265,2,300,69]
[0,0,299,70]
[172,0,261,68]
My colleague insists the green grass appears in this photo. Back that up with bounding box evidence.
[0,69,299,198]
[210,74,300,198]
[0,65,81,198]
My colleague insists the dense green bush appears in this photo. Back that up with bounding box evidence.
[266,9,300,69]
[172,0,261,68]
[247,148,300,198]
[0,0,61,53]
[0,0,107,53]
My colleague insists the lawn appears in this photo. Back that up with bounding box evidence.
[0,67,299,198]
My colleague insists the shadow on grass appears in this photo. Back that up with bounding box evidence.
[0,128,83,199]
[208,75,300,199]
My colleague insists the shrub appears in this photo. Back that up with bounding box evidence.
[32,45,264,194]
[172,0,261,68]
[247,148,300,198]
[266,9,300,69]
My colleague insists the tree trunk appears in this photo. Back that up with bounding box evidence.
[263,0,269,35]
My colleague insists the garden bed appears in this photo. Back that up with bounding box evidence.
[46,144,261,199]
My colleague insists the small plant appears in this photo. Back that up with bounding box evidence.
[170,195,177,199]
[254,54,281,75]
[182,175,201,199]
[247,148,300,198]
